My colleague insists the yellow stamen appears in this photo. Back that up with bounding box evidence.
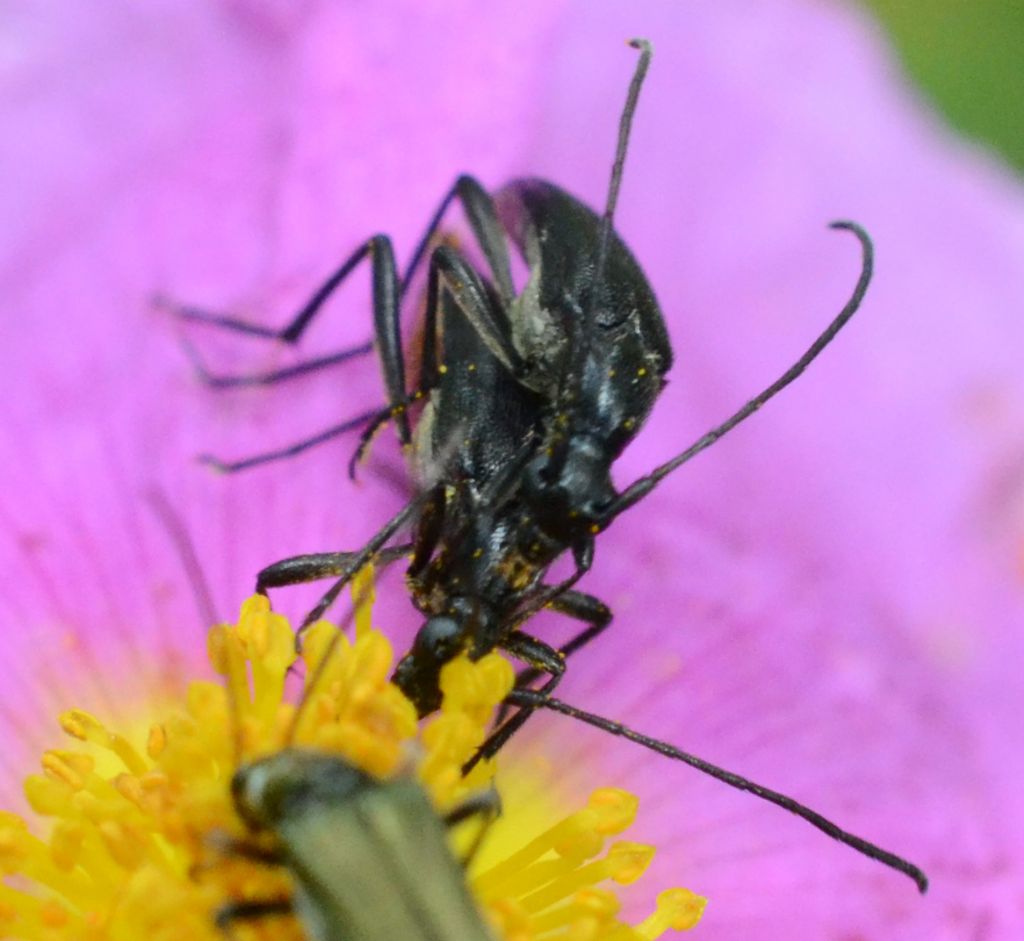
[636,889,707,937]
[0,578,704,938]
[475,788,637,895]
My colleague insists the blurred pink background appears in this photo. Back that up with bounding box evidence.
[2,1,1023,937]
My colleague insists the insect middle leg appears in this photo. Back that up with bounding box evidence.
[463,631,567,773]
[159,235,399,378]
[443,789,502,868]
[347,228,529,479]
[186,236,413,473]
[215,898,293,934]
[507,590,613,698]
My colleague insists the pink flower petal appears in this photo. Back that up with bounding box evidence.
[2,1,1022,937]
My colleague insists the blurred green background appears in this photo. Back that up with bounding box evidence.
[863,0,1024,172]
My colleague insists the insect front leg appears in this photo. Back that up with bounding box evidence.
[429,244,525,378]
[256,545,413,593]
[506,589,613,699]
[464,631,567,773]
[509,538,596,631]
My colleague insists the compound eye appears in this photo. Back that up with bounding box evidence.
[231,763,275,828]
[416,615,463,660]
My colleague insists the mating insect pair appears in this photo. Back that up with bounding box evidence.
[169,40,928,894]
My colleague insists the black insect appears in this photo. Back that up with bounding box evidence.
[167,41,927,893]
[245,39,861,743]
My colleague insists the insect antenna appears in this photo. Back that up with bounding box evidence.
[608,221,874,521]
[562,39,652,409]
[145,487,252,769]
[297,495,426,632]
[594,38,653,290]
[144,487,269,778]
[146,486,219,633]
[506,688,928,894]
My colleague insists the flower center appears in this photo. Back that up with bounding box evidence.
[0,570,705,939]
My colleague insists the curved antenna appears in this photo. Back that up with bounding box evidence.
[507,689,928,894]
[608,221,874,520]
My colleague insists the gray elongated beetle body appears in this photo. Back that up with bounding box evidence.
[221,749,496,941]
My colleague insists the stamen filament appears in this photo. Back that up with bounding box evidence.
[518,843,655,914]
[474,789,638,896]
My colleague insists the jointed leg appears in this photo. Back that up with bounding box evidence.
[297,495,425,632]
[443,789,502,868]
[159,235,390,345]
[257,544,413,593]
[348,229,529,478]
[509,589,612,696]
[167,235,412,446]
[401,176,516,307]
[200,408,380,474]
[215,898,292,933]
[510,539,595,631]
[463,631,566,773]
[156,234,392,388]
[181,338,372,390]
